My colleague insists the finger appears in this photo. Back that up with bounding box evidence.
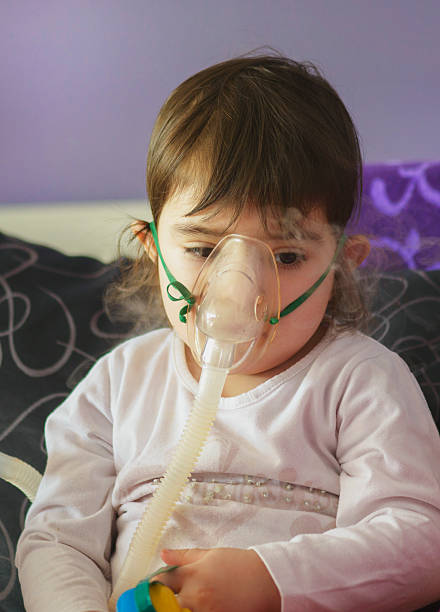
[151,567,184,594]
[176,592,193,612]
[161,548,207,566]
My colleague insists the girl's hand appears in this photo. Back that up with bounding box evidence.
[155,547,281,612]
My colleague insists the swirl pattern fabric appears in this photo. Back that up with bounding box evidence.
[349,161,440,270]
[0,235,130,609]
[369,269,440,428]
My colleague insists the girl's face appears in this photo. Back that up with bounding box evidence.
[152,188,349,384]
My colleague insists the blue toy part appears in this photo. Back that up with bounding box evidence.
[116,585,137,612]
[116,585,138,612]
[116,579,154,612]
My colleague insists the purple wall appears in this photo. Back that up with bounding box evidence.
[1,0,439,205]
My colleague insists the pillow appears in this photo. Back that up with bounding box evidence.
[0,232,131,610]
[349,161,440,271]
[369,269,440,430]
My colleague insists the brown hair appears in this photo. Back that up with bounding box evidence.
[147,54,362,226]
[106,53,368,333]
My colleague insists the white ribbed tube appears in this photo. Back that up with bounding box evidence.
[108,365,228,611]
[0,451,42,502]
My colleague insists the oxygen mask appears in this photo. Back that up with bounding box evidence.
[186,234,280,371]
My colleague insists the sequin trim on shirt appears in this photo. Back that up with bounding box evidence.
[147,472,338,517]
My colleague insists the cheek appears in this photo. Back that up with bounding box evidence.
[280,272,334,329]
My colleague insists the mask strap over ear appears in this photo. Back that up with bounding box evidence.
[269,234,347,325]
[148,219,195,323]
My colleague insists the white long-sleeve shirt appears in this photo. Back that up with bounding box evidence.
[16,328,440,611]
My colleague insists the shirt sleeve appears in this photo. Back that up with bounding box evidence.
[15,356,115,612]
[251,352,440,611]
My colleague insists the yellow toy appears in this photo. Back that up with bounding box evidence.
[150,582,191,612]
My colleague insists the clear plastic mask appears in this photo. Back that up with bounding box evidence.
[186,234,280,371]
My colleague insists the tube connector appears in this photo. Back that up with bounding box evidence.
[201,337,235,369]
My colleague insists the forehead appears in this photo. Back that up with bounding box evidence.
[160,189,333,242]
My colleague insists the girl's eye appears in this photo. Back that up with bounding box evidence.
[275,251,304,267]
[185,246,214,259]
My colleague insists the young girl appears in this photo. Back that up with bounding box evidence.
[16,55,440,612]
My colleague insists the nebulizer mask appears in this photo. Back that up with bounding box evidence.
[185,233,281,370]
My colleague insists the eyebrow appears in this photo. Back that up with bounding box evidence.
[171,221,324,242]
[172,222,226,239]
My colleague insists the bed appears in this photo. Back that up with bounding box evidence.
[1,161,439,611]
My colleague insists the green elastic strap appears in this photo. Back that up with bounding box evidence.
[149,221,195,323]
[269,234,347,325]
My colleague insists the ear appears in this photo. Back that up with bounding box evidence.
[344,234,370,269]
[131,221,158,264]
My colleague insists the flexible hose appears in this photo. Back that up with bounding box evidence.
[0,451,42,502]
[109,365,228,611]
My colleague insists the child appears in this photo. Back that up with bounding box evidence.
[16,55,440,611]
